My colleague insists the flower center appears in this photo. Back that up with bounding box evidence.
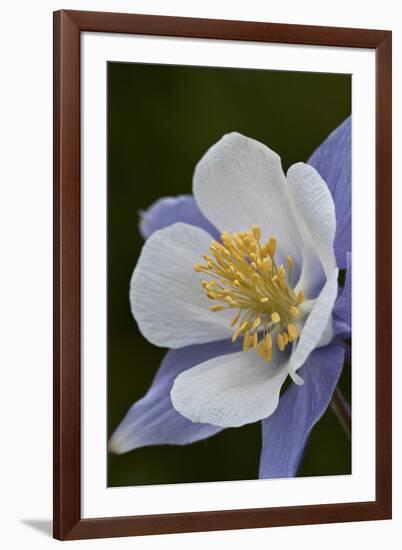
[194,226,304,363]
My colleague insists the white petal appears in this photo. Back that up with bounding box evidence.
[193,132,303,263]
[130,223,233,348]
[289,268,339,384]
[287,163,336,279]
[316,317,334,349]
[171,349,289,427]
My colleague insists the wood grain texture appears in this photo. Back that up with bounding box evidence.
[53,10,392,540]
[53,10,81,540]
[374,32,392,518]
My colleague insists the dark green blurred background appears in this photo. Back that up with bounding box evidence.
[107,62,351,487]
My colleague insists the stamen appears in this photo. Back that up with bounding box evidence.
[253,317,262,329]
[243,331,252,351]
[265,333,272,350]
[252,225,261,240]
[195,227,304,360]
[252,332,258,348]
[240,321,250,333]
[261,258,271,272]
[290,306,298,318]
[267,237,277,257]
[232,325,243,342]
[295,290,304,305]
[264,347,273,363]
[287,323,298,340]
[277,333,285,352]
[230,312,241,326]
[271,312,280,324]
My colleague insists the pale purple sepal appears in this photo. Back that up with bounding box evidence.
[333,252,352,340]
[259,343,345,479]
[309,117,351,269]
[108,340,235,453]
[139,194,219,240]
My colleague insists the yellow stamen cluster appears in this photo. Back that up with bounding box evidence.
[194,226,304,362]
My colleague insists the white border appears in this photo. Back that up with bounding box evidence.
[82,32,376,519]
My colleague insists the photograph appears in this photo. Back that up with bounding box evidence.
[1,2,396,547]
[106,62,352,487]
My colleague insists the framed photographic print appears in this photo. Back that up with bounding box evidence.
[53,10,392,540]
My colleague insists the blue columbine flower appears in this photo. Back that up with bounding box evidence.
[109,117,351,479]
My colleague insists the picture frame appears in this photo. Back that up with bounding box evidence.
[53,9,392,540]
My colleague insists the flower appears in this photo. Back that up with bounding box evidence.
[109,118,351,479]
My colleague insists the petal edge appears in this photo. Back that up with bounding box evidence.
[171,349,289,428]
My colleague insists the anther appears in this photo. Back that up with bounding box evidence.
[271,312,280,323]
[196,227,304,357]
[230,312,240,326]
[267,237,277,257]
[240,321,250,333]
[290,306,298,318]
[261,258,271,272]
[232,325,242,342]
[252,225,261,240]
[264,347,273,363]
[295,290,304,305]
[265,333,272,350]
[253,317,261,329]
[277,333,285,351]
[243,332,252,351]
[287,323,298,340]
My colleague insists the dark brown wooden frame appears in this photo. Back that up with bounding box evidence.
[53,9,392,541]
